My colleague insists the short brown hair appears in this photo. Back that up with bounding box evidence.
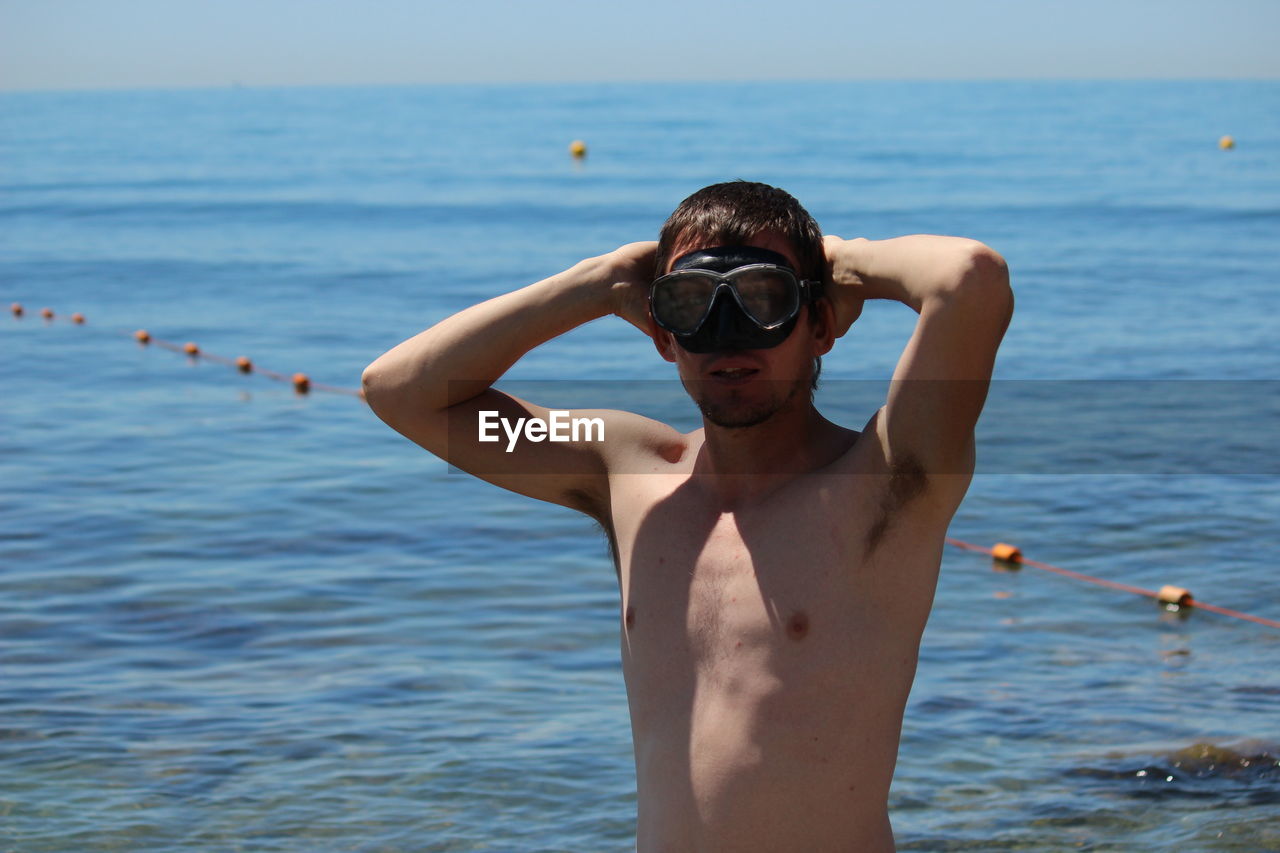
[655,181,824,279]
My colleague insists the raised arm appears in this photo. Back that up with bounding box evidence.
[361,241,665,515]
[824,234,1013,486]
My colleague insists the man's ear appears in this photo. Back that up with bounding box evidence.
[809,299,838,357]
[650,316,679,363]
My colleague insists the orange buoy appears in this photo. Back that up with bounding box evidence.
[1157,585,1192,607]
[40,307,54,320]
[183,342,200,356]
[135,330,151,344]
[10,303,22,317]
[292,373,311,394]
[1219,135,1235,150]
[236,356,253,373]
[991,542,1023,564]
[569,139,587,159]
[71,313,85,325]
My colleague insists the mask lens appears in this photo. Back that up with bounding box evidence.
[729,267,800,327]
[652,272,719,334]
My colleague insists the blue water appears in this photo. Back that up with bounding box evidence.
[2,81,1279,851]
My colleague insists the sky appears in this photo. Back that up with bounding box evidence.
[1,0,1277,91]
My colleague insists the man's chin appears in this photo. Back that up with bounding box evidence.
[686,376,808,429]
[700,403,778,430]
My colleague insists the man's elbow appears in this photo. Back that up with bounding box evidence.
[957,243,1013,322]
[361,358,400,419]
[362,355,452,432]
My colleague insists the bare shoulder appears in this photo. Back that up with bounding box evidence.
[586,407,694,473]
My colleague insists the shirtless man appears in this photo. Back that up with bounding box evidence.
[362,181,1013,851]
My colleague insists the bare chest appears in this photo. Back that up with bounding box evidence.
[645,511,854,669]
[613,476,936,696]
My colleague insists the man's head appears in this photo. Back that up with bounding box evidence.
[652,181,830,394]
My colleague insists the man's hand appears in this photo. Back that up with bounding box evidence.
[822,235,867,338]
[608,241,658,336]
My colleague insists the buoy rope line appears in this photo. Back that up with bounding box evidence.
[946,538,1280,630]
[13,303,1278,630]
[10,303,363,398]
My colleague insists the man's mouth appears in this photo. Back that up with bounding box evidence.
[710,366,759,383]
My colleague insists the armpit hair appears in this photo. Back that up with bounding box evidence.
[567,488,620,579]
[863,453,928,557]
[596,516,620,580]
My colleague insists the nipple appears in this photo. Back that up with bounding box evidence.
[625,605,636,629]
[786,610,810,641]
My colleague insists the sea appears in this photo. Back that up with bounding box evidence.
[2,81,1278,851]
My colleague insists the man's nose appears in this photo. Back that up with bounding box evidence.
[705,291,756,349]
[712,295,738,338]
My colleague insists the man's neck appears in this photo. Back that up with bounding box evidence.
[692,405,847,507]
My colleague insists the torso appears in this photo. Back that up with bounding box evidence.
[606,422,963,852]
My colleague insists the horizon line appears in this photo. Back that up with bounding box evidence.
[3,75,1278,96]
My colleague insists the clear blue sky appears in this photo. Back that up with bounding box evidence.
[2,0,1277,91]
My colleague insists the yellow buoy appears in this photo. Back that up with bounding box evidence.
[1219,135,1235,150]
[991,542,1023,564]
[1157,584,1192,608]
[569,139,587,160]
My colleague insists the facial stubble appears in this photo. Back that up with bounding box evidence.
[684,375,811,429]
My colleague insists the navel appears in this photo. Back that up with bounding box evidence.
[624,604,636,629]
[786,610,810,641]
